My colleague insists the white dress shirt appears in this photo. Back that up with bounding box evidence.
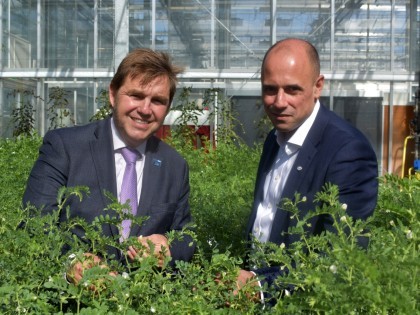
[252,101,320,242]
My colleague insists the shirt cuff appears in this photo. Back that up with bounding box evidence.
[63,253,77,284]
[250,271,265,305]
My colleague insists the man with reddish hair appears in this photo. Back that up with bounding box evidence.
[23,48,195,283]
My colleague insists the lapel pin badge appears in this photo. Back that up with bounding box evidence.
[152,158,162,167]
[297,166,303,171]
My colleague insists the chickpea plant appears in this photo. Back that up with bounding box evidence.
[0,131,418,314]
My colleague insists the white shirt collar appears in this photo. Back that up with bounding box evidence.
[111,117,147,155]
[276,100,320,154]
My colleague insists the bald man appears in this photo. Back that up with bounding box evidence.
[237,38,378,303]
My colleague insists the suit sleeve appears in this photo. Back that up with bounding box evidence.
[168,161,196,264]
[22,130,69,214]
[325,135,378,221]
[250,128,378,298]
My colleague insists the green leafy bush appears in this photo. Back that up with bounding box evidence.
[0,136,418,314]
[250,183,419,314]
[179,141,260,259]
[9,89,41,137]
[0,135,42,222]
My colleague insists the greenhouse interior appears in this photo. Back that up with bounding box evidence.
[0,0,419,176]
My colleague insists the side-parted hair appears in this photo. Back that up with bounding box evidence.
[261,38,321,80]
[110,48,184,104]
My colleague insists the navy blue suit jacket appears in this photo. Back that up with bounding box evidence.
[246,104,378,288]
[23,118,195,264]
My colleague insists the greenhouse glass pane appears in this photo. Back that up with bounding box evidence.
[2,0,37,68]
[44,1,95,68]
[129,0,153,49]
[98,0,115,68]
[333,0,411,71]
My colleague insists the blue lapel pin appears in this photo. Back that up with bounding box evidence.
[152,158,162,167]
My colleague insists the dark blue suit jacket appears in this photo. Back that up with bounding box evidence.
[246,104,378,288]
[23,118,195,265]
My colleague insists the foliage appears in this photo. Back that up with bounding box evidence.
[0,134,418,313]
[0,135,42,218]
[0,185,261,314]
[179,141,260,259]
[170,87,245,149]
[47,87,74,130]
[203,89,245,143]
[254,107,272,143]
[90,89,113,122]
[372,174,419,228]
[9,89,42,137]
[170,86,205,148]
[249,182,419,314]
[167,87,259,258]
[201,88,245,145]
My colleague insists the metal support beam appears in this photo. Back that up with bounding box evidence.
[270,0,277,45]
[114,0,129,69]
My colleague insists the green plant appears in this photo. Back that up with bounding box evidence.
[9,89,42,137]
[182,141,260,259]
[169,87,245,149]
[254,101,272,142]
[0,135,42,216]
[1,185,259,314]
[90,89,113,122]
[372,174,419,228]
[249,182,419,314]
[202,88,245,145]
[169,86,206,149]
[0,135,418,314]
[47,86,73,129]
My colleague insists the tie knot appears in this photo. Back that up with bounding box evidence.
[121,147,139,164]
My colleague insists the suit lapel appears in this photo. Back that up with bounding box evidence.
[130,136,162,237]
[246,131,279,238]
[268,105,329,244]
[280,142,317,201]
[90,119,120,238]
[280,105,330,202]
[256,133,279,201]
[267,145,319,244]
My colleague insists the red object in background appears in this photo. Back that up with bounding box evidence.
[155,125,172,139]
[155,125,213,149]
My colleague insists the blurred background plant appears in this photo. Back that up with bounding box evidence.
[9,89,42,137]
[90,89,113,122]
[47,86,73,130]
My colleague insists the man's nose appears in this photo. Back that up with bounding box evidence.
[137,99,152,114]
[273,90,287,108]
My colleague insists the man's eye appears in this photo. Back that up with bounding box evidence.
[130,94,142,100]
[153,98,168,105]
[285,86,301,94]
[263,87,277,95]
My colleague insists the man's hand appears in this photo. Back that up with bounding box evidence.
[234,269,260,302]
[235,269,256,293]
[127,234,172,267]
[66,253,116,287]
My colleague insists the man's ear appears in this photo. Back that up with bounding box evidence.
[108,85,116,108]
[314,75,325,99]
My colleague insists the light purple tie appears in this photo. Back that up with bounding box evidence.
[120,147,139,240]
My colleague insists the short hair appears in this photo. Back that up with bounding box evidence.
[110,48,184,104]
[261,38,321,80]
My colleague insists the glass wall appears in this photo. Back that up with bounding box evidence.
[1,0,417,71]
[0,0,419,174]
